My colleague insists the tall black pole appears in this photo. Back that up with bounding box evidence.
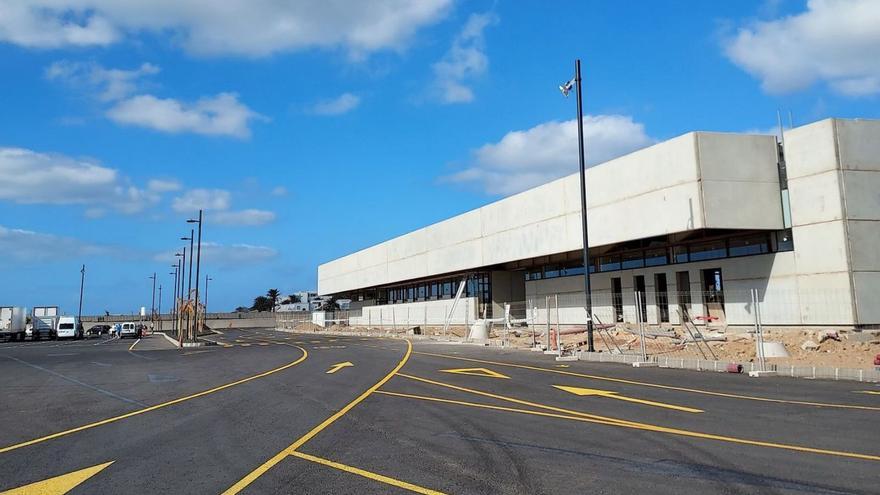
[158,284,162,332]
[187,230,194,298]
[575,59,595,352]
[171,267,179,334]
[180,250,185,337]
[205,276,212,315]
[193,211,203,338]
[78,264,85,321]
[150,272,156,329]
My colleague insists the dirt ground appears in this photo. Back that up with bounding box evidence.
[511,326,880,369]
[296,323,879,370]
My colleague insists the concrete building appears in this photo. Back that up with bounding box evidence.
[318,118,880,329]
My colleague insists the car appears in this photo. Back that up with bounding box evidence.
[119,322,139,339]
[56,316,84,339]
[88,324,111,336]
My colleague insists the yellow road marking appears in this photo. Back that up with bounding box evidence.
[555,365,570,368]
[326,362,354,374]
[854,390,880,395]
[221,340,412,495]
[414,351,880,411]
[0,347,308,454]
[0,461,113,494]
[258,343,269,346]
[182,350,213,356]
[127,339,140,351]
[394,374,880,462]
[553,385,702,413]
[439,367,509,379]
[289,451,445,495]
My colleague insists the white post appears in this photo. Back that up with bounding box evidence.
[545,295,551,351]
[380,307,384,332]
[555,294,562,357]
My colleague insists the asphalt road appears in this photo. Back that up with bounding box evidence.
[1,328,878,494]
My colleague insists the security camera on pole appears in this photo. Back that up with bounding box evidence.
[559,59,595,353]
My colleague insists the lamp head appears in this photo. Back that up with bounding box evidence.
[559,78,575,97]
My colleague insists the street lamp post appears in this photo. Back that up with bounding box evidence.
[149,272,156,332]
[157,284,162,332]
[175,250,185,338]
[205,276,213,315]
[170,267,178,334]
[559,58,595,352]
[188,210,203,339]
[181,231,194,341]
[78,264,85,323]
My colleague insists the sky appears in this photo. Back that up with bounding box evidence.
[1,0,879,314]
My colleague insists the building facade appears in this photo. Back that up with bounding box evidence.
[318,119,880,329]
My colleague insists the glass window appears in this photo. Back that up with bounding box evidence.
[442,281,452,297]
[525,269,542,281]
[597,255,621,272]
[729,233,770,257]
[544,265,560,278]
[407,286,415,302]
[673,245,688,263]
[775,229,794,252]
[563,265,585,277]
[417,284,426,301]
[645,248,668,267]
[689,240,727,261]
[621,251,644,269]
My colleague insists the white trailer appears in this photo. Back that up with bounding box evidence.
[0,307,27,341]
[32,306,59,341]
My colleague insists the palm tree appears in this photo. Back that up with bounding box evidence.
[266,288,281,311]
[251,296,272,312]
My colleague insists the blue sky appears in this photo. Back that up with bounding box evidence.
[1,0,878,314]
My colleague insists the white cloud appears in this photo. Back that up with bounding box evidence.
[0,147,169,213]
[0,225,113,262]
[212,209,276,226]
[444,115,655,195]
[270,186,287,196]
[172,188,231,213]
[45,60,159,101]
[310,93,361,116]
[147,178,182,193]
[172,188,276,226]
[724,0,880,96]
[0,0,452,57]
[154,242,277,266]
[106,93,264,138]
[431,12,497,104]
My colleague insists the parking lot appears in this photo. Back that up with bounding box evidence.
[1,328,879,494]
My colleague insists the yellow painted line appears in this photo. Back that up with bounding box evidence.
[221,340,412,495]
[854,390,880,395]
[439,367,510,379]
[127,338,140,351]
[0,461,113,494]
[289,451,445,495]
[182,350,213,356]
[0,347,308,454]
[240,343,251,347]
[394,374,880,462]
[326,362,354,374]
[553,385,703,413]
[258,343,269,346]
[414,351,880,411]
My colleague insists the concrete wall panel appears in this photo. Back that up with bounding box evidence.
[837,119,880,171]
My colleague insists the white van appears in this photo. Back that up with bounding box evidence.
[56,316,84,339]
[119,322,139,339]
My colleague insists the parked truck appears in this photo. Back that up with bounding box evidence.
[32,306,59,341]
[0,307,27,341]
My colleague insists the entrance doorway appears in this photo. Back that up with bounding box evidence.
[633,275,647,322]
[654,273,669,323]
[611,277,623,322]
[675,271,692,319]
[701,268,725,321]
